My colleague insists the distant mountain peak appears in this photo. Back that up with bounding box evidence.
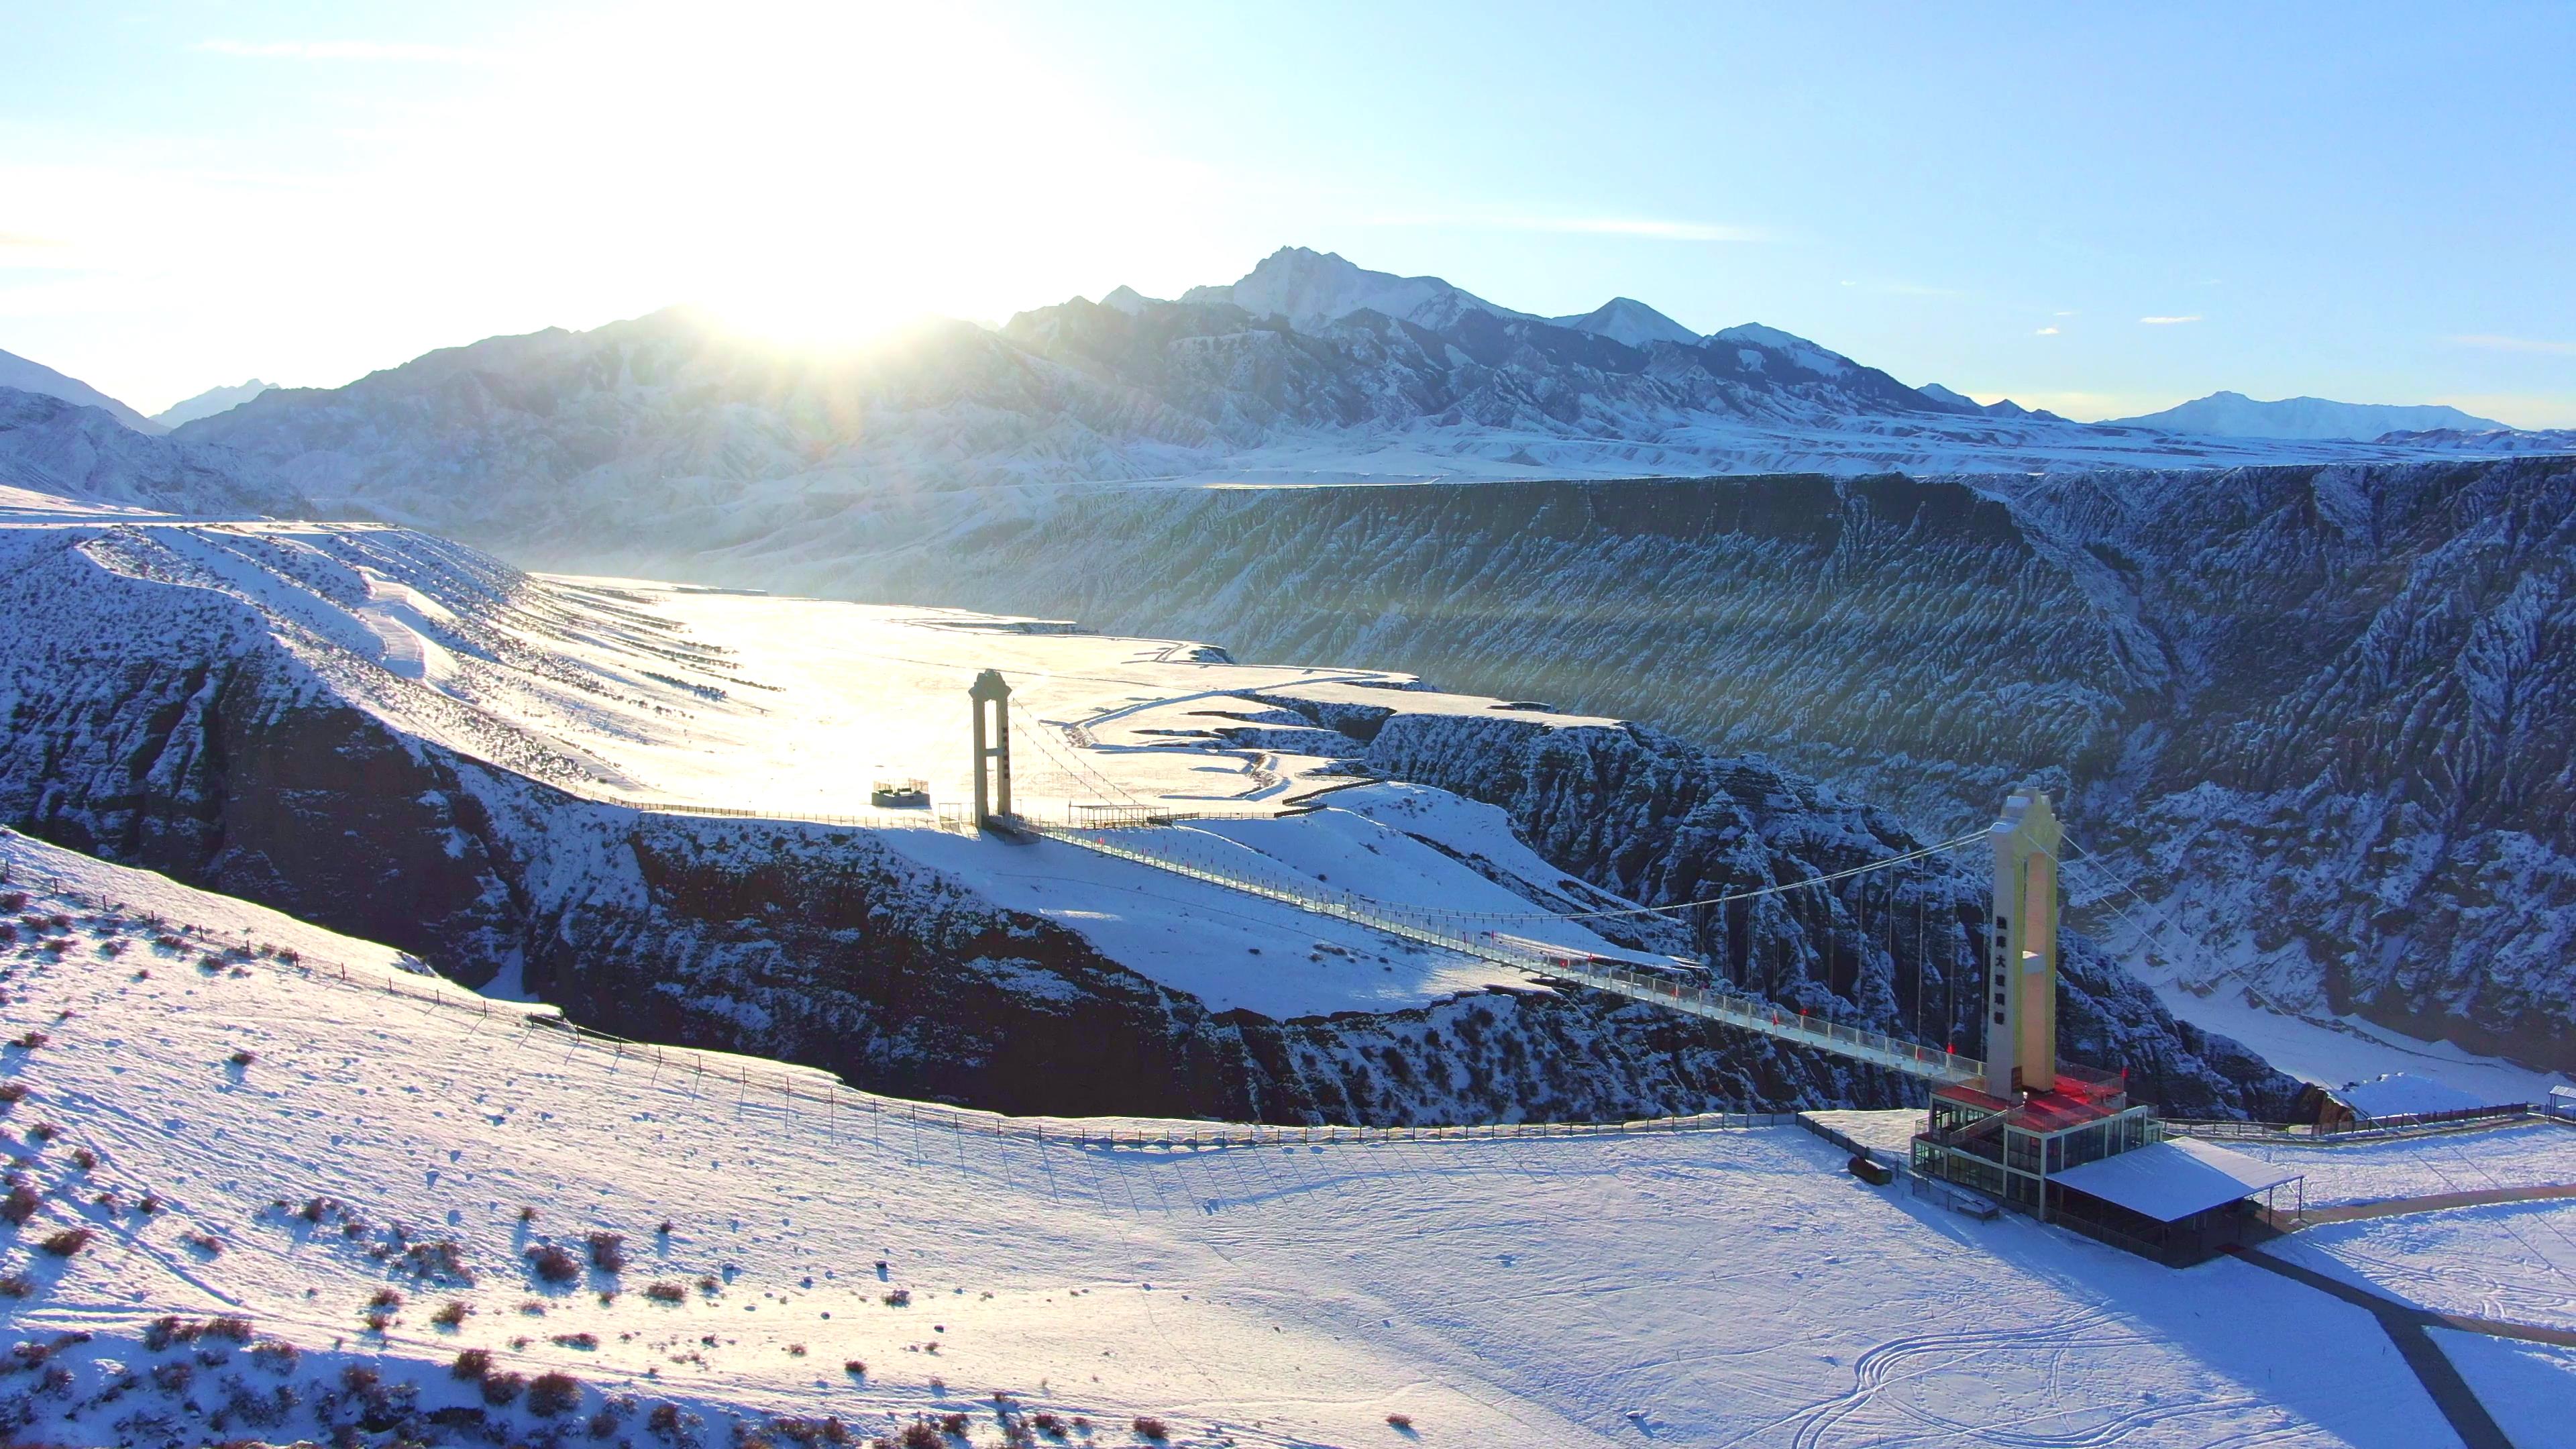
[1552,297,1699,349]
[152,378,272,429]
[1182,246,1534,332]
[2102,390,2511,441]
[0,348,164,434]
[1708,323,1854,378]
[1099,285,1153,316]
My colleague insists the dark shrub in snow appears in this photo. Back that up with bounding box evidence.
[586,1230,625,1272]
[481,1368,527,1406]
[645,1281,687,1303]
[38,1227,92,1256]
[527,1242,581,1283]
[528,1370,582,1416]
[1132,1417,1169,1441]
[450,1347,493,1381]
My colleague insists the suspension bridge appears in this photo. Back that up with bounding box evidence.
[963,668,2001,1087]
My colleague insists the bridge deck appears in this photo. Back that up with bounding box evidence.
[1044,824,1985,1086]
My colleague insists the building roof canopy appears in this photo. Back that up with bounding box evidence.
[2048,1138,2303,1224]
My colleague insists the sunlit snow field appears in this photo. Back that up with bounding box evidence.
[2,835,2540,1449]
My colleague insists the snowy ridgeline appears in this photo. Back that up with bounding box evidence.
[737,459,2576,1089]
[142,250,2572,571]
[0,512,2298,1120]
[3,830,2572,1449]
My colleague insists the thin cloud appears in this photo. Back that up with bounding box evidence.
[1375,211,1762,243]
[193,39,500,64]
[2450,333,2576,356]
[1540,217,1763,242]
[2139,315,2201,325]
[2033,326,2060,335]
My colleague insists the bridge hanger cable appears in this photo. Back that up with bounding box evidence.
[1014,708,1990,927]
[1371,827,1993,925]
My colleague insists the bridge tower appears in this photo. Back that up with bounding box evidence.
[969,669,1014,826]
[1985,788,2061,1098]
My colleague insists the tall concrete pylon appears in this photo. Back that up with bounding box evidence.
[969,669,1013,826]
[1986,788,2061,1098]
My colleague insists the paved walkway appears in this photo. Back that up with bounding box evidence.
[2298,1181,2576,1226]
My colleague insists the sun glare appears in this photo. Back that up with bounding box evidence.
[433,1,1155,347]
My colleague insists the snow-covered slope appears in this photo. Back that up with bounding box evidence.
[0,513,2296,1120]
[2105,390,2509,440]
[0,348,164,434]
[0,829,2540,1449]
[151,378,274,428]
[0,388,311,517]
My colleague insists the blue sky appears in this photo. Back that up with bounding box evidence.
[5,1,2572,423]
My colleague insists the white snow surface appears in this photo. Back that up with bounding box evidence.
[1,519,1677,1017]
[2119,953,2572,1117]
[2427,1332,2576,1449]
[0,830,2509,1448]
[2214,1123,2576,1208]
[2270,1202,2576,1332]
[2338,1073,2496,1120]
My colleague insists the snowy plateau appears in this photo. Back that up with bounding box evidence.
[5,830,2571,1449]
[1,243,2575,1448]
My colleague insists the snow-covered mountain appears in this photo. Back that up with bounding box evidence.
[1550,295,1702,347]
[151,376,274,427]
[0,347,164,434]
[168,250,2574,569]
[1177,245,1541,331]
[1917,382,2067,421]
[0,508,2294,1120]
[0,386,312,517]
[2104,390,2509,439]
